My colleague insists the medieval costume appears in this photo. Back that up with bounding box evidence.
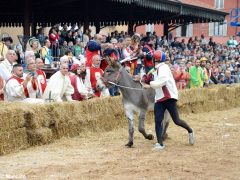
[36,69,47,98]
[85,65,109,97]
[0,59,13,81]
[43,71,74,102]
[5,75,43,103]
[85,40,101,67]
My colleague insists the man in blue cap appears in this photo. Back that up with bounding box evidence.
[143,50,195,150]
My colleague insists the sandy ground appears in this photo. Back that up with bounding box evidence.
[0,108,240,180]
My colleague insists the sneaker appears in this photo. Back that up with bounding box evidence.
[153,143,165,150]
[189,132,195,145]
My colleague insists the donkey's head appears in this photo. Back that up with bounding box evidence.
[101,55,122,88]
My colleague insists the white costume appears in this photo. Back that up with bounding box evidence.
[0,59,13,81]
[43,71,74,102]
[76,76,93,96]
[5,75,44,103]
[23,73,41,99]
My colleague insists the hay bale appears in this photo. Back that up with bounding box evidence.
[1,84,240,155]
[27,128,53,145]
[51,97,126,138]
[0,127,28,155]
[0,104,27,131]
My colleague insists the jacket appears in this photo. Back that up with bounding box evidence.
[150,63,178,102]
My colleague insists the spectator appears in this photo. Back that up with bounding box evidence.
[23,58,42,99]
[0,41,9,61]
[85,34,102,67]
[2,37,13,50]
[14,43,24,64]
[36,58,47,97]
[208,37,216,47]
[85,55,109,97]
[0,50,17,81]
[5,64,43,103]
[43,63,74,102]
[223,70,237,84]
[36,28,46,46]
[40,39,53,65]
[26,38,41,58]
[0,74,4,101]
[73,38,82,58]
[60,40,69,57]
[142,36,155,74]
[172,60,190,90]
[189,59,205,88]
[68,63,94,101]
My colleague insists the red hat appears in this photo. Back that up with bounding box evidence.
[70,64,80,71]
[153,50,166,62]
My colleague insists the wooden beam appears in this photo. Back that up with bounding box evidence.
[83,0,89,33]
[23,0,31,36]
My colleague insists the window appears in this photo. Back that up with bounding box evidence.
[215,0,224,9]
[209,20,227,36]
[145,24,154,33]
[176,23,193,37]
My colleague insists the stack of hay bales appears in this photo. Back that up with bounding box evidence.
[178,84,240,114]
[0,84,240,155]
[0,103,29,155]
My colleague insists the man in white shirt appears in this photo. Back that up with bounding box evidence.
[0,50,17,81]
[43,63,74,102]
[5,64,43,103]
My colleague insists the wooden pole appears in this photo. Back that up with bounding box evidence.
[23,0,31,36]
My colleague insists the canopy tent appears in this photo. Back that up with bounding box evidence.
[0,0,227,36]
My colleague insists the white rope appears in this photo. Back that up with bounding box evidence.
[108,81,144,91]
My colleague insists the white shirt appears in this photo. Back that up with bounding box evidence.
[0,59,13,81]
[23,73,41,99]
[150,63,178,102]
[5,77,26,101]
[43,71,74,102]
[5,75,44,103]
[76,76,93,96]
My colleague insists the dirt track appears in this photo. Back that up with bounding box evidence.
[0,108,240,180]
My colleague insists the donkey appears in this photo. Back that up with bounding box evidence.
[101,60,170,147]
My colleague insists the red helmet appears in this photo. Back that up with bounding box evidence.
[153,50,166,62]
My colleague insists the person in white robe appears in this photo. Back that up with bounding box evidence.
[23,57,42,99]
[0,50,17,81]
[5,64,44,103]
[43,63,74,102]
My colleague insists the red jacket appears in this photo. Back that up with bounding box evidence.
[143,44,154,68]
[49,33,59,46]
[85,41,101,67]
[89,67,103,97]
[69,75,84,101]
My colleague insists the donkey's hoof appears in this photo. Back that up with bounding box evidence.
[125,141,133,148]
[146,134,154,140]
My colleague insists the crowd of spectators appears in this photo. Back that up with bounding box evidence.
[0,24,239,103]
